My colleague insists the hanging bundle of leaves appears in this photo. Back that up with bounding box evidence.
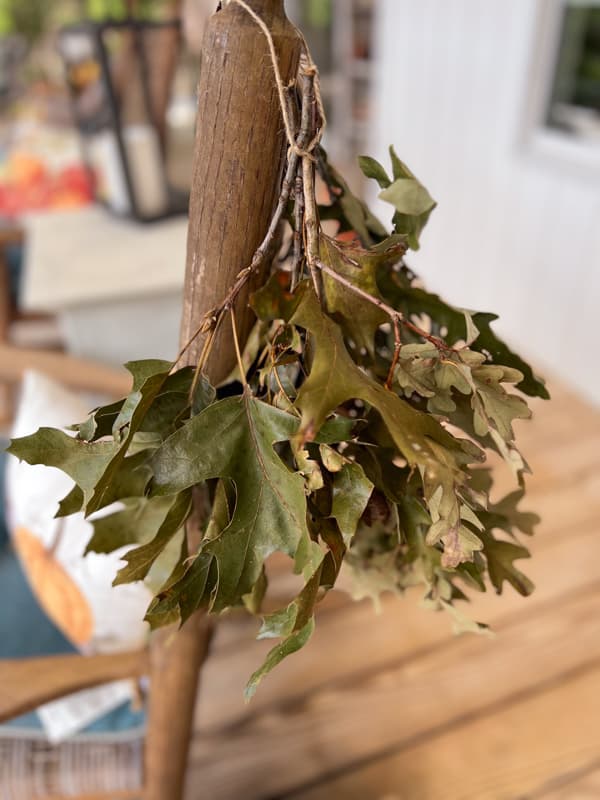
[8,10,549,699]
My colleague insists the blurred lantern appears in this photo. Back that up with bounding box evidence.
[58,6,187,221]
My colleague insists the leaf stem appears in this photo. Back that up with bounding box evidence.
[231,307,249,391]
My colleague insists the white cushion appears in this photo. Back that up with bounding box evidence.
[5,370,151,654]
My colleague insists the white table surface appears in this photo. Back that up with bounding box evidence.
[20,206,189,364]
[22,206,188,312]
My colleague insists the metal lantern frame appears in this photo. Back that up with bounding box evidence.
[58,16,188,223]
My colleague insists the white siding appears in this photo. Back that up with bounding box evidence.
[371,0,600,404]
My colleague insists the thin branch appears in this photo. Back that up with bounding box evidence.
[315,259,453,353]
[230,308,249,391]
[386,314,402,390]
[298,68,323,301]
[188,311,225,402]
[291,167,305,291]
[303,155,323,300]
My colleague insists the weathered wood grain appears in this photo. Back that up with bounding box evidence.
[294,665,600,800]
[189,583,600,799]
[193,513,600,736]
[534,760,600,799]
[0,651,148,723]
[185,382,600,800]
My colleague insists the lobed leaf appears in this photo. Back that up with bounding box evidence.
[151,392,322,610]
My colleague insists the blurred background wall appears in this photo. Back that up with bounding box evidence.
[371,0,600,405]
[2,0,599,403]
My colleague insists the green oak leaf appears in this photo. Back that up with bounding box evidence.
[317,147,388,246]
[479,531,534,596]
[7,429,117,506]
[139,368,195,439]
[318,517,346,588]
[344,548,403,611]
[377,269,548,398]
[485,489,540,537]
[359,146,437,250]
[145,550,214,629]
[245,564,322,700]
[374,152,436,250]
[243,565,268,615]
[350,445,409,505]
[314,415,356,444]
[191,373,217,415]
[319,444,345,472]
[330,462,374,544]
[82,360,176,514]
[380,178,436,218]
[290,286,466,457]
[471,365,531,442]
[75,366,193,443]
[75,399,124,442]
[358,154,392,188]
[319,233,407,356]
[151,392,322,610]
[55,485,84,518]
[113,490,192,586]
[389,145,415,181]
[438,599,491,636]
[289,286,484,566]
[86,494,175,555]
[250,271,299,323]
[55,448,154,519]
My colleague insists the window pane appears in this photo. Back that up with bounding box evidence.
[547,4,600,141]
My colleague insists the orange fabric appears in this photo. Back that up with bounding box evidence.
[13,526,94,647]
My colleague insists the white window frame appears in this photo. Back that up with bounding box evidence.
[522,0,600,177]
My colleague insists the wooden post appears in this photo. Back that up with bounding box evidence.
[180,0,301,384]
[143,3,301,798]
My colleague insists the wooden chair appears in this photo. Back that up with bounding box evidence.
[0,343,214,799]
[0,3,301,797]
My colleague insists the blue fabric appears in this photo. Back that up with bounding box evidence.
[6,242,23,307]
[0,447,9,551]
[0,546,74,660]
[0,446,145,735]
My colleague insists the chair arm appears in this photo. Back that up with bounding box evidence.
[0,649,149,722]
[0,343,131,397]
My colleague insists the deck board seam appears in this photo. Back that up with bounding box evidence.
[274,657,600,800]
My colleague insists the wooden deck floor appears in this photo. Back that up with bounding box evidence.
[186,381,600,800]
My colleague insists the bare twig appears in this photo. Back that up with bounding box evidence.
[386,315,402,389]
[187,311,225,401]
[291,168,305,290]
[230,308,249,391]
[315,258,453,354]
[297,66,324,301]
[303,155,323,300]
